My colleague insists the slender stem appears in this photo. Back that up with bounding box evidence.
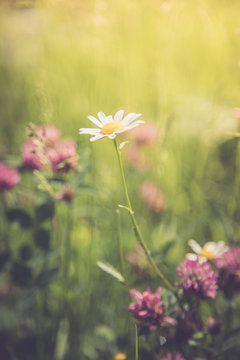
[0,193,10,252]
[135,325,139,360]
[116,209,131,299]
[113,139,174,293]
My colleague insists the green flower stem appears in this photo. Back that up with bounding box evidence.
[113,139,174,293]
[0,193,10,252]
[116,209,131,299]
[135,324,139,360]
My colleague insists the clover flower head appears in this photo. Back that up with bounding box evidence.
[140,181,165,213]
[125,144,150,170]
[177,259,218,299]
[21,141,45,171]
[0,162,21,191]
[214,246,240,293]
[206,317,224,336]
[127,243,149,273]
[158,352,185,360]
[55,188,75,203]
[47,141,78,173]
[79,110,144,142]
[128,287,176,330]
[36,125,61,146]
[128,122,159,146]
[186,239,228,263]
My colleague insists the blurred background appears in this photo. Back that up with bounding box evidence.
[1,0,240,359]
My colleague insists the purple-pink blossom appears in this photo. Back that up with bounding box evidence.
[21,141,44,171]
[128,287,176,330]
[140,181,165,213]
[36,125,61,146]
[126,144,151,171]
[206,317,224,336]
[128,123,160,146]
[55,188,75,203]
[0,162,21,191]
[157,352,185,360]
[214,246,240,293]
[177,259,218,299]
[47,141,78,174]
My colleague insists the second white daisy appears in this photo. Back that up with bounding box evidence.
[79,110,144,142]
[186,239,228,263]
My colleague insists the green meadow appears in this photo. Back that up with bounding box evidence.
[1,0,240,359]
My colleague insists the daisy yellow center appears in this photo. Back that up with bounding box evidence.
[114,353,126,360]
[101,121,123,134]
[199,248,215,260]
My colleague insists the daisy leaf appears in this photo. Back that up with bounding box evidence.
[97,261,125,284]
[119,141,128,150]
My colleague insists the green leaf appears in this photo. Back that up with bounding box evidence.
[97,261,125,283]
[10,262,32,287]
[34,228,50,250]
[18,244,33,261]
[6,208,33,228]
[35,200,55,222]
[217,326,240,354]
[17,290,37,312]
[193,331,205,340]
[119,141,128,150]
[0,251,11,272]
[35,268,58,288]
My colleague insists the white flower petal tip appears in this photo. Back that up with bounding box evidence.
[79,110,144,142]
[188,239,202,253]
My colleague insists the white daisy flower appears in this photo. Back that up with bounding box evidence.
[79,110,144,142]
[186,239,228,263]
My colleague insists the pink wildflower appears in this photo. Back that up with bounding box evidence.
[126,144,151,171]
[47,141,78,174]
[127,244,149,273]
[0,162,21,191]
[21,141,44,171]
[206,317,223,336]
[128,123,160,146]
[36,125,61,146]
[177,259,218,299]
[214,246,240,293]
[140,181,165,213]
[128,287,176,330]
[158,352,185,360]
[55,188,75,203]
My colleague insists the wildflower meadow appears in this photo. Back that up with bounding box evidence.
[1,1,240,359]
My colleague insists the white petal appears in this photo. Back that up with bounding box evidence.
[214,241,228,256]
[121,113,142,126]
[186,253,207,263]
[79,128,101,134]
[124,121,145,131]
[188,239,202,254]
[186,253,198,261]
[198,256,208,264]
[90,134,105,142]
[108,133,117,139]
[97,112,109,125]
[114,110,125,122]
[88,115,102,128]
[204,242,218,252]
